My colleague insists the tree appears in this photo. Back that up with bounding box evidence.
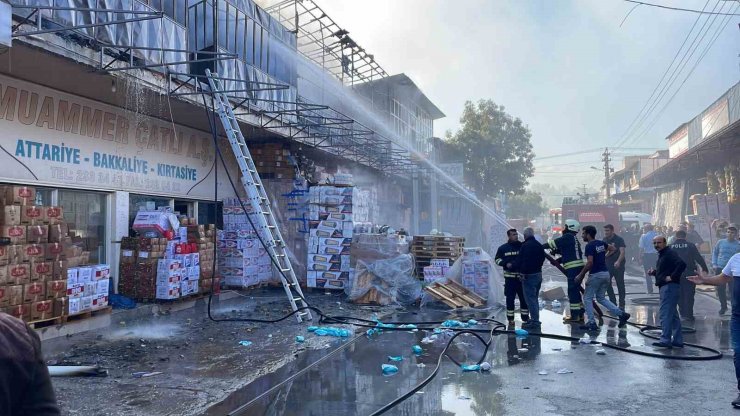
[446,100,535,200]
[506,191,547,221]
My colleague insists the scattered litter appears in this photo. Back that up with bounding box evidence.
[132,371,162,378]
[578,337,590,344]
[366,328,382,337]
[517,348,529,353]
[458,395,471,400]
[433,328,444,334]
[420,336,437,344]
[461,364,480,372]
[382,364,398,375]
[415,391,425,394]
[556,369,574,374]
[442,320,465,328]
[268,334,273,338]
[296,336,305,343]
[374,320,397,329]
[399,324,417,329]
[480,362,492,371]
[551,300,562,309]
[538,370,548,375]
[313,327,351,337]
[307,326,319,332]
[238,341,252,347]
[595,349,606,355]
[514,329,529,337]
[467,319,478,325]
[412,345,423,355]
[388,356,404,362]
[417,363,426,368]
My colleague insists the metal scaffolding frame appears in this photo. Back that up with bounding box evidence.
[8,1,418,177]
[265,0,389,86]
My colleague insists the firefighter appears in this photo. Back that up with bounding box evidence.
[544,219,585,323]
[495,228,529,326]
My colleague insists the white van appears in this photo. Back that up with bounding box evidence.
[619,212,652,230]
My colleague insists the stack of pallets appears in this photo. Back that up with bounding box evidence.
[410,235,465,276]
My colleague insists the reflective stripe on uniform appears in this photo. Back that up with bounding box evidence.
[506,310,515,316]
[563,260,585,269]
[548,239,557,250]
[520,309,529,314]
[570,303,582,309]
[504,272,519,278]
[495,258,502,265]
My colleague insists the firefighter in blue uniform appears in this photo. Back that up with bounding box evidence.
[544,219,585,322]
[495,228,529,326]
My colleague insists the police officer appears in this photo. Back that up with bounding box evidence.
[671,229,708,322]
[544,219,585,323]
[495,228,529,326]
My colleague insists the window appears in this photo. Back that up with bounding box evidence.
[198,201,223,228]
[58,190,107,265]
[129,195,171,235]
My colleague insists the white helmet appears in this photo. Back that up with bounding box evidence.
[564,219,581,233]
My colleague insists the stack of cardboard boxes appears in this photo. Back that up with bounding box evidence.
[118,217,217,301]
[306,184,354,290]
[218,198,273,287]
[252,143,295,180]
[460,247,491,300]
[422,259,450,284]
[0,185,108,322]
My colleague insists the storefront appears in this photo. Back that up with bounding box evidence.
[0,73,239,291]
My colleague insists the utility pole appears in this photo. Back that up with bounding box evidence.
[602,147,612,199]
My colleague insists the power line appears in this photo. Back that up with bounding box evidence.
[534,147,659,161]
[622,0,740,16]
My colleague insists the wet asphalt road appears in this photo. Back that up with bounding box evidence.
[208,266,738,416]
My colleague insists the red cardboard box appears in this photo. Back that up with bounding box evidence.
[23,282,45,303]
[48,223,69,244]
[4,186,36,205]
[0,285,8,307]
[51,260,69,279]
[7,284,22,306]
[53,297,68,317]
[31,300,54,320]
[31,261,53,281]
[20,206,44,224]
[0,265,7,285]
[46,279,67,299]
[0,245,8,266]
[22,244,46,263]
[1,225,26,244]
[7,303,30,321]
[27,225,49,244]
[8,263,30,285]
[44,206,63,224]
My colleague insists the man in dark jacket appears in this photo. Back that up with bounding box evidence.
[648,236,687,349]
[513,227,546,330]
[0,312,60,415]
[495,228,529,326]
[671,230,709,322]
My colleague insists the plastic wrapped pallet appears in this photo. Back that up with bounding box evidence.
[345,254,420,305]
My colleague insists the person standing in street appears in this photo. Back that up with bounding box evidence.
[689,253,740,408]
[687,222,704,247]
[574,226,631,331]
[513,227,546,331]
[0,312,60,416]
[713,225,740,315]
[648,235,687,349]
[543,219,585,323]
[639,224,659,295]
[670,230,708,322]
[495,229,529,326]
[604,224,627,309]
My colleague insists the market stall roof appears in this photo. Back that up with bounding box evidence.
[640,121,740,188]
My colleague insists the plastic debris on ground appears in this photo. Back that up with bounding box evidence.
[382,364,399,375]
[295,336,305,343]
[307,326,319,332]
[412,345,423,355]
[374,320,397,329]
[579,337,591,344]
[421,336,437,344]
[480,362,492,371]
[366,328,382,337]
[388,356,404,362]
[433,328,444,334]
[399,324,417,329]
[538,370,548,375]
[467,319,478,325]
[514,329,529,337]
[312,327,351,337]
[417,363,426,368]
[132,371,162,378]
[551,300,561,309]
[556,369,574,374]
[238,341,253,347]
[461,364,480,372]
[441,319,466,328]
[596,349,606,355]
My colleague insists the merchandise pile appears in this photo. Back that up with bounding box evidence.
[218,198,273,288]
[0,185,108,323]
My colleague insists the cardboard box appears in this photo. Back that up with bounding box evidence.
[0,265,7,285]
[0,285,8,307]
[66,283,84,298]
[91,294,108,310]
[23,282,45,303]
[45,243,65,260]
[7,303,30,321]
[44,206,64,224]
[7,284,22,306]
[52,260,69,279]
[48,223,69,243]
[21,244,45,263]
[80,295,92,312]
[5,186,36,205]
[1,205,22,225]
[156,283,180,299]
[53,297,68,317]
[30,261,52,281]
[67,297,81,315]
[540,286,566,301]
[96,279,109,296]
[21,205,44,224]
[8,263,30,285]
[91,264,110,281]
[0,245,8,266]
[77,267,92,284]
[46,279,67,299]
[26,225,49,244]
[31,300,54,320]
[1,225,26,244]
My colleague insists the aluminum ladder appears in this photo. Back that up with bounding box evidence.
[204,69,312,322]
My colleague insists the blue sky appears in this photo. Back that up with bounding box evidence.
[318,0,739,189]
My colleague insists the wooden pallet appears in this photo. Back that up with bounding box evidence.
[424,280,485,308]
[63,306,112,323]
[27,316,63,329]
[412,235,465,243]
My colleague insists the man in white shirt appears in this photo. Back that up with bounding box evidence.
[689,253,740,409]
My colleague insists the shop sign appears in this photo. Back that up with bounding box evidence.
[701,98,729,140]
[667,124,688,159]
[0,74,223,198]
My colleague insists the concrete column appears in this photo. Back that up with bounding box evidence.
[412,170,420,235]
[111,191,130,294]
[430,169,439,231]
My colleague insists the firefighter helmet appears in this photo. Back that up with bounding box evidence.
[564,219,581,233]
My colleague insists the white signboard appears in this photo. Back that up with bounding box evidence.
[438,162,464,183]
[667,125,689,159]
[0,74,234,199]
[702,99,729,139]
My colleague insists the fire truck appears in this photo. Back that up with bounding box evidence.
[560,198,619,231]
